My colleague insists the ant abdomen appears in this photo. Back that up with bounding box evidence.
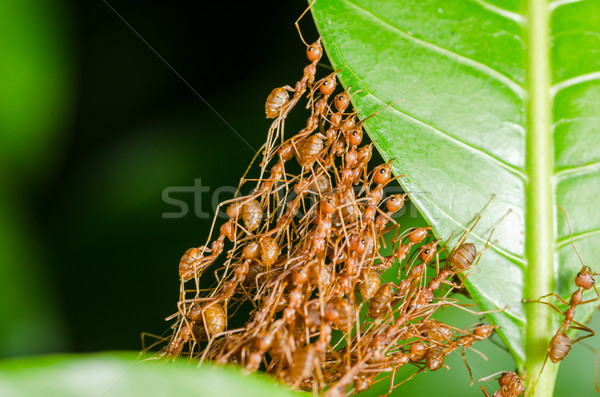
[190,303,226,340]
[289,345,317,382]
[359,270,381,300]
[449,243,477,270]
[369,283,393,319]
[300,135,324,167]
[259,237,280,268]
[265,87,290,118]
[242,199,262,232]
[325,297,354,332]
[549,332,572,363]
[354,374,375,392]
[425,346,444,371]
[179,247,203,282]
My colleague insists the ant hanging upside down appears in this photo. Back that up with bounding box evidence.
[524,207,600,392]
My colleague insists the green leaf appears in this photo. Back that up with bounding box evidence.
[310,0,600,395]
[0,352,302,397]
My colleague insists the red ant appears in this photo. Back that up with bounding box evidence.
[524,207,600,392]
[480,371,526,397]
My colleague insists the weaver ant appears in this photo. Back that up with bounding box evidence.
[524,207,599,392]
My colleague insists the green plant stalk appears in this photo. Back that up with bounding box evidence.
[524,0,558,395]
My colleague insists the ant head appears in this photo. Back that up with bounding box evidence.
[513,379,525,396]
[499,372,525,394]
[426,292,434,304]
[319,74,337,95]
[293,178,311,195]
[418,241,439,263]
[386,194,406,213]
[324,304,340,323]
[373,333,389,346]
[348,129,363,146]
[334,92,350,111]
[473,324,495,340]
[306,40,323,62]
[575,266,595,290]
[291,267,308,286]
[350,234,371,254]
[320,193,338,215]
[499,372,517,386]
[254,331,273,351]
[328,248,346,264]
[408,227,430,244]
[373,163,392,185]
[417,287,434,304]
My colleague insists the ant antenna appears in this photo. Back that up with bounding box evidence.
[295,0,316,47]
[348,87,363,99]
[558,206,586,269]
[357,99,404,126]
[480,193,496,214]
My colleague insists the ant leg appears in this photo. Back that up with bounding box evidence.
[531,350,551,395]
[480,386,492,397]
[580,341,600,393]
[580,293,600,305]
[140,332,169,354]
[461,346,474,385]
[570,320,596,344]
[312,356,325,389]
[468,346,489,361]
[478,371,506,382]
[435,300,508,316]
[523,293,570,307]
[389,366,424,392]
[294,0,316,47]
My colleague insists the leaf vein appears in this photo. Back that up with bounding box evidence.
[341,0,527,99]
[552,115,600,128]
[414,194,527,265]
[549,0,584,12]
[364,93,528,181]
[556,228,600,248]
[550,71,600,97]
[554,159,600,179]
[469,0,525,24]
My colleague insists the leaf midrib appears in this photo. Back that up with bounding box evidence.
[524,0,556,395]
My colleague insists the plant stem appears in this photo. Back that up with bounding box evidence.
[524,0,557,396]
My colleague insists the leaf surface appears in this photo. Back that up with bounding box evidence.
[0,353,301,397]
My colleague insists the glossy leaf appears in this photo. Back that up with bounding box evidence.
[0,353,302,397]
[310,0,600,394]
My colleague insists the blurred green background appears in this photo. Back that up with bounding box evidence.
[0,0,598,395]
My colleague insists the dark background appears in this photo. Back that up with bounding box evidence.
[55,0,320,354]
[1,1,598,395]
[15,0,319,355]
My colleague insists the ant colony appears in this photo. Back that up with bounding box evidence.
[146,29,528,397]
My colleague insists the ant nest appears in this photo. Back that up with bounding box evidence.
[150,38,511,397]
